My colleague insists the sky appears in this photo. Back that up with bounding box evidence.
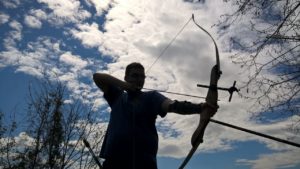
[0,0,300,169]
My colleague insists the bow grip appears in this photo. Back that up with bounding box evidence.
[191,65,219,146]
[191,112,211,146]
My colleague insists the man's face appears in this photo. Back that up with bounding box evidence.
[125,68,145,89]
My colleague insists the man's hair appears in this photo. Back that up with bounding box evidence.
[125,62,144,76]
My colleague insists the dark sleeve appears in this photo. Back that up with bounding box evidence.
[103,85,123,107]
[151,91,168,118]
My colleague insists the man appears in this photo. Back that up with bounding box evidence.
[93,62,217,169]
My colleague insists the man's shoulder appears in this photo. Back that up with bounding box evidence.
[103,86,124,106]
[142,90,159,96]
[142,90,167,100]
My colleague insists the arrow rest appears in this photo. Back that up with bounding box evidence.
[197,80,239,102]
[228,81,239,102]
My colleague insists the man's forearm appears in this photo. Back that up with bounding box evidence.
[93,73,132,91]
[168,100,203,115]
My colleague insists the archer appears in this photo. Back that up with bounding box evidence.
[93,62,218,169]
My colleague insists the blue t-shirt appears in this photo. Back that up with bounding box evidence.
[100,86,167,168]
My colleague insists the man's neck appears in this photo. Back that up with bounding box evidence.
[128,90,142,101]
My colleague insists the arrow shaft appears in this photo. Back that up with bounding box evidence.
[210,119,300,148]
[83,139,103,169]
[197,84,229,91]
[143,88,206,99]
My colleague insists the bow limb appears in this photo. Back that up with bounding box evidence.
[178,14,221,169]
[191,14,221,146]
[192,14,221,74]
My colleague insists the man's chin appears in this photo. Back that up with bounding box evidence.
[136,84,143,90]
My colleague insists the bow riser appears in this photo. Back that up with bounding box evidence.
[179,65,220,169]
[192,65,219,146]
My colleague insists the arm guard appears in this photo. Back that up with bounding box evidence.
[168,100,203,114]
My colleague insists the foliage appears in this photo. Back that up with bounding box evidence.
[0,79,105,169]
[221,0,299,122]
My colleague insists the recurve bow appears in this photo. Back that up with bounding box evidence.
[178,14,222,169]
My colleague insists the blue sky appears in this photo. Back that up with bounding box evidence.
[1,0,299,169]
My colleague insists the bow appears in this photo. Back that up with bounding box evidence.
[145,13,238,168]
[178,14,222,169]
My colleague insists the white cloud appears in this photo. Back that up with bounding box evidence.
[85,0,112,16]
[1,37,56,75]
[37,0,91,25]
[2,20,23,47]
[9,20,22,31]
[70,23,103,48]
[237,150,300,169]
[1,0,20,8]
[0,26,106,108]
[24,9,48,29]
[23,9,48,29]
[0,13,10,24]
[59,52,88,69]
[24,15,42,29]
[29,9,48,20]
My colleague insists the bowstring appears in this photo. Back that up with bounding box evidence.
[131,17,194,169]
[145,16,193,74]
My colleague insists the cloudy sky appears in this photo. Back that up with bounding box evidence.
[0,0,299,169]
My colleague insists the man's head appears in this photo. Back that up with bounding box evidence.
[125,62,145,90]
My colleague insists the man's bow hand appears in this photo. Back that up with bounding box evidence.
[200,102,218,117]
